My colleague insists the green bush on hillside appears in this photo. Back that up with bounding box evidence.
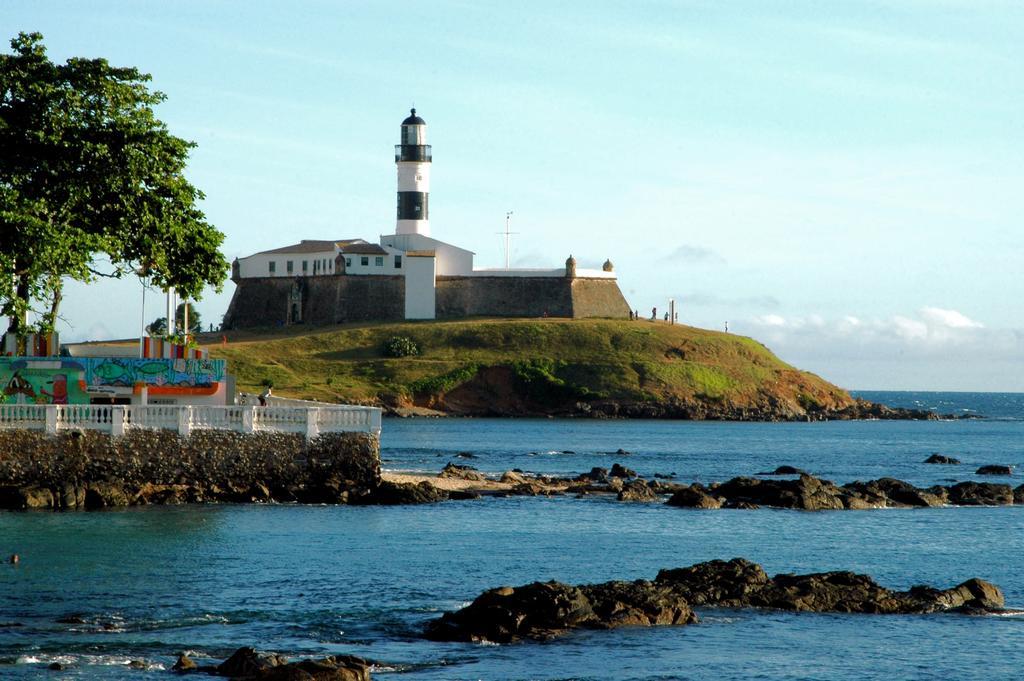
[408,364,480,395]
[383,335,421,357]
[510,359,594,405]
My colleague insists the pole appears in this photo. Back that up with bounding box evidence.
[504,211,512,270]
[139,279,146,358]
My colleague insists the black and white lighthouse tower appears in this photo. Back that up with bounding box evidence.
[395,108,431,236]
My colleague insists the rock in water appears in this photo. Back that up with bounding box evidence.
[609,463,637,479]
[665,485,722,509]
[757,465,809,476]
[924,453,961,465]
[172,653,197,671]
[425,558,1005,643]
[711,474,846,510]
[354,480,448,505]
[976,465,1013,476]
[423,579,695,643]
[439,462,487,481]
[617,479,659,502]
[655,558,770,606]
[217,647,288,677]
[213,647,370,680]
[946,481,1014,506]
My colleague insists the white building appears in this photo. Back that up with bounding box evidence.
[231,109,618,322]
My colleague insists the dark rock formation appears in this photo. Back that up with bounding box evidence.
[211,646,370,680]
[946,481,1014,506]
[662,473,1020,511]
[656,558,1003,615]
[617,479,658,502]
[925,453,961,464]
[1016,484,1024,505]
[712,474,847,510]
[976,465,1013,476]
[423,579,696,643]
[172,653,197,672]
[425,558,1004,643]
[757,465,809,476]
[353,480,448,505]
[842,478,945,508]
[439,462,487,481]
[665,485,722,509]
[609,463,636,478]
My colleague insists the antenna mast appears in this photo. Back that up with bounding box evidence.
[498,211,518,270]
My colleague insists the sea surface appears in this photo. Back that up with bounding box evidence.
[2,391,1023,680]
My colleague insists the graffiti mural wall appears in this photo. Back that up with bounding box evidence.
[0,357,227,405]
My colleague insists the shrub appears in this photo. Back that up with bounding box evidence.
[383,335,421,358]
[408,364,480,395]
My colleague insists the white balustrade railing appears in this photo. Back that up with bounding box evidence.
[0,403,381,439]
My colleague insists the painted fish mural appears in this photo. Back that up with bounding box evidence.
[0,357,225,404]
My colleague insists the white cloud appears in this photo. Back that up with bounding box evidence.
[734,306,1024,390]
[920,306,983,329]
[756,314,787,327]
[661,245,727,265]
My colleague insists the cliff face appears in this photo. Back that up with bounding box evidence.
[212,319,920,421]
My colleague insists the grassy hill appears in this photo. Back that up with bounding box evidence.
[209,318,860,420]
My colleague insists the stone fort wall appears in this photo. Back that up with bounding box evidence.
[223,275,630,329]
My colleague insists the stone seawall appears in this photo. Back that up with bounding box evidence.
[0,429,381,509]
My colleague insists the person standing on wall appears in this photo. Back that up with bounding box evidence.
[259,385,272,407]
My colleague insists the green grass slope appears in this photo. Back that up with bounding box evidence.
[210,318,857,419]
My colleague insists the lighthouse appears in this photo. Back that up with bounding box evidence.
[395,108,431,236]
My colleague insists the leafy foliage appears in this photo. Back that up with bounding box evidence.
[382,335,420,358]
[509,359,595,404]
[0,32,228,334]
[146,303,201,337]
[408,364,480,395]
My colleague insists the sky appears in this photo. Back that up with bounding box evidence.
[2,1,1022,391]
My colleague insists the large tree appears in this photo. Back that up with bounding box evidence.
[0,32,228,336]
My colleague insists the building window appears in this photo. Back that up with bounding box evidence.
[269,261,276,274]
[394,255,402,268]
[375,256,384,266]
[302,260,308,273]
[361,256,369,266]
[287,260,293,274]
[345,257,352,267]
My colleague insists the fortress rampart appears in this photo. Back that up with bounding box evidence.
[222,274,630,329]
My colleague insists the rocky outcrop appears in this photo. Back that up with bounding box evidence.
[976,465,1013,476]
[203,646,371,680]
[757,465,809,476]
[617,479,658,502]
[665,484,723,509]
[424,558,1004,643]
[946,481,1014,506]
[925,454,961,464]
[354,480,449,505]
[711,474,848,511]
[0,429,381,510]
[662,474,1020,511]
[423,579,696,643]
[439,462,487,481]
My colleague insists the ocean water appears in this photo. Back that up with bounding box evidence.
[1,392,1023,680]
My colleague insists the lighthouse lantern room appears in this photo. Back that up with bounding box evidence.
[395,108,431,236]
